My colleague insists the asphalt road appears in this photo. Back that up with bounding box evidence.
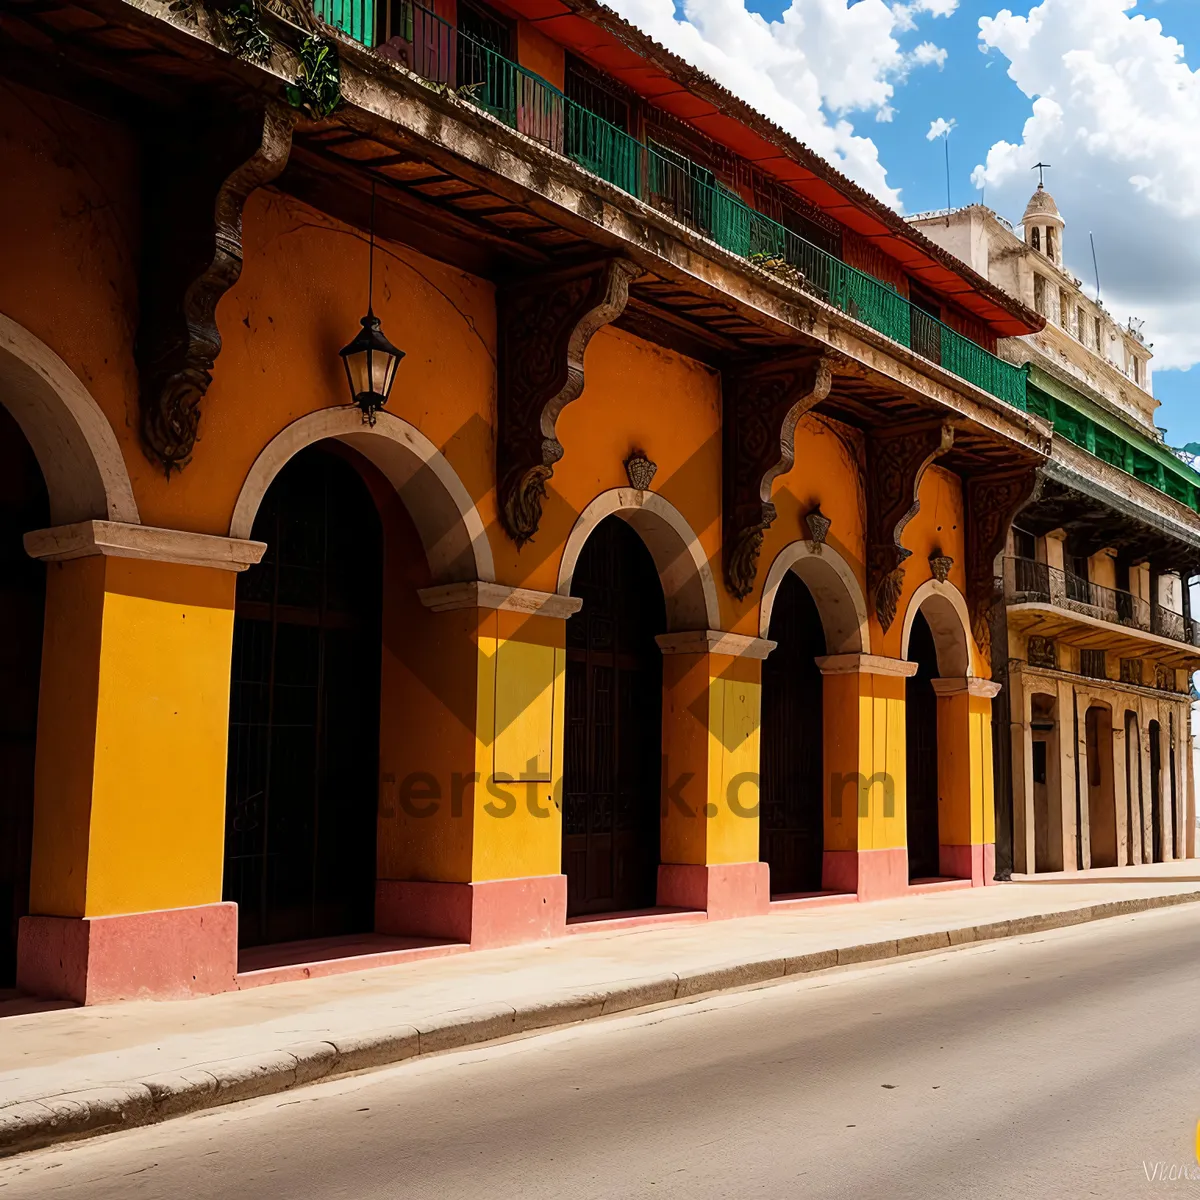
[3,904,1200,1199]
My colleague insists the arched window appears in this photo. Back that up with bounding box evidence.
[1031,227,1041,252]
[1046,226,1057,260]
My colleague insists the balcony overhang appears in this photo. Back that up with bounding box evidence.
[1017,449,1200,572]
[1007,602,1200,670]
[0,0,1050,472]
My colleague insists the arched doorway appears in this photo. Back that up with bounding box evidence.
[1031,692,1061,873]
[1085,704,1117,868]
[0,406,49,987]
[1124,711,1142,865]
[224,445,383,948]
[906,610,940,881]
[563,515,665,916]
[760,571,826,895]
[1149,720,1163,863]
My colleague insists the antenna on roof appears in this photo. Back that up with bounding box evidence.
[944,130,952,224]
[1033,161,1051,188]
[1090,231,1101,303]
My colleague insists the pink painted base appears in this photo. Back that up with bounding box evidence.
[939,843,996,887]
[17,903,238,1004]
[236,934,468,989]
[657,862,770,919]
[566,908,706,935]
[823,848,909,902]
[376,875,568,949]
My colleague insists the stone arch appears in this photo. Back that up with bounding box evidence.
[901,579,973,677]
[556,488,720,632]
[230,408,494,584]
[0,312,138,525]
[759,541,870,654]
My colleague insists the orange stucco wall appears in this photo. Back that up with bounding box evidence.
[4,81,999,939]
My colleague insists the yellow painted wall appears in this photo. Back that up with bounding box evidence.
[86,560,235,915]
[28,558,106,917]
[472,609,565,881]
[29,557,236,918]
[822,670,908,854]
[706,655,762,865]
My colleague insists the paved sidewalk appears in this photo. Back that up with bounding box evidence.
[2,866,1199,1156]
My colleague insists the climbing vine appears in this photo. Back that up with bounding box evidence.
[286,35,343,118]
[218,0,272,64]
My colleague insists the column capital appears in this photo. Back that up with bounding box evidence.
[417,581,582,619]
[24,520,265,572]
[931,677,1004,698]
[655,630,777,659]
[815,653,917,678]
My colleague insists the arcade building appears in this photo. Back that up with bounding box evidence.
[1,0,1057,1002]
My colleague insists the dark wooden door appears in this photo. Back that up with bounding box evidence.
[563,517,665,916]
[906,611,940,881]
[0,408,48,987]
[224,447,383,948]
[760,572,826,895]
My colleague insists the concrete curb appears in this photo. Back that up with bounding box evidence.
[3,888,1198,1158]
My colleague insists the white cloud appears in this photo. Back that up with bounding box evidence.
[926,116,956,140]
[605,0,954,207]
[971,0,1200,370]
[893,0,959,33]
[910,41,948,69]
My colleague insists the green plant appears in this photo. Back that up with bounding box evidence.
[286,34,343,118]
[749,251,803,288]
[219,0,272,64]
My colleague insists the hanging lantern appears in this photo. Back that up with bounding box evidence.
[339,180,404,425]
[339,312,404,424]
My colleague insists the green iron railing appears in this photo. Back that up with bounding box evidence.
[1027,382,1200,512]
[327,19,1029,411]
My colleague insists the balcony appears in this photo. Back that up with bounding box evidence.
[318,0,1029,412]
[1003,556,1200,667]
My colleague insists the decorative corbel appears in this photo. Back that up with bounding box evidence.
[497,258,640,545]
[722,353,833,599]
[865,421,954,631]
[137,102,294,473]
[965,465,1041,649]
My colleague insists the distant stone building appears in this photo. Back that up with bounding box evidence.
[912,190,1200,877]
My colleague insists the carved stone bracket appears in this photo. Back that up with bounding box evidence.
[137,102,294,474]
[865,421,955,632]
[965,464,1041,650]
[497,258,640,545]
[722,353,833,599]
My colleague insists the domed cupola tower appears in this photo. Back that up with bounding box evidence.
[1022,183,1064,268]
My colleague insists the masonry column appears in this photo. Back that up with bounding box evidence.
[656,631,774,920]
[815,654,915,901]
[1112,708,1129,866]
[375,583,579,949]
[17,522,263,1003]
[1160,698,1176,862]
[1009,668,1036,874]
[931,676,1002,885]
[1076,694,1092,870]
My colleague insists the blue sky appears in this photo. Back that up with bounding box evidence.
[638,0,1200,444]
[861,0,1200,444]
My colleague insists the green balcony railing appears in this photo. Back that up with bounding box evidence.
[326,17,1030,412]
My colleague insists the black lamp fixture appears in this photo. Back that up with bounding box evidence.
[339,181,405,425]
